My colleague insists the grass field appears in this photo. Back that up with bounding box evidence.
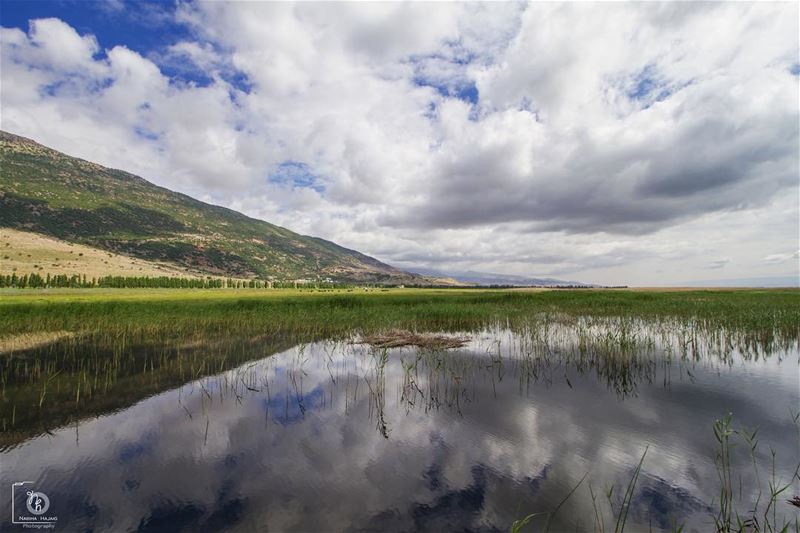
[1,287,797,343]
[0,286,466,304]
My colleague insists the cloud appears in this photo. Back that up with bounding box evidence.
[384,4,798,235]
[763,251,800,265]
[704,258,730,270]
[26,17,101,72]
[0,3,797,285]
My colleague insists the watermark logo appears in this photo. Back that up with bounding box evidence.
[25,492,49,516]
[11,482,57,529]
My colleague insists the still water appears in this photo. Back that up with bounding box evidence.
[1,323,798,532]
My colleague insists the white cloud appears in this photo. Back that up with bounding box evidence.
[1,3,797,285]
[763,251,800,265]
[26,17,101,72]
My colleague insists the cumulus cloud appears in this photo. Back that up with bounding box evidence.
[1,3,797,285]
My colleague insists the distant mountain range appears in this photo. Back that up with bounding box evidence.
[0,131,435,284]
[676,276,799,288]
[407,267,594,287]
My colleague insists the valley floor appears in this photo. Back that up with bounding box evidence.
[0,285,793,305]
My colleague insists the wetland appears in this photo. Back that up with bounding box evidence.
[0,289,798,531]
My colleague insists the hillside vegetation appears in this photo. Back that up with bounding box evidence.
[0,131,424,283]
[0,228,203,278]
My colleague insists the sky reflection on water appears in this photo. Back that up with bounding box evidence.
[1,328,798,532]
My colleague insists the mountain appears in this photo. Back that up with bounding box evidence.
[0,131,425,283]
[674,275,800,288]
[407,267,593,287]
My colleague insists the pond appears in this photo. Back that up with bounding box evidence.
[1,318,798,532]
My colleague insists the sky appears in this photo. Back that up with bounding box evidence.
[1,1,798,286]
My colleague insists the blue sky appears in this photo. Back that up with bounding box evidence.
[1,2,797,286]
[1,0,186,57]
[3,0,240,97]
[1,0,258,90]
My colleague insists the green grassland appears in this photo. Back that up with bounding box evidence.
[2,287,798,341]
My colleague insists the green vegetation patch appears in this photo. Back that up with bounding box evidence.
[1,288,797,342]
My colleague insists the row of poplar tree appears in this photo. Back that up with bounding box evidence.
[0,273,352,289]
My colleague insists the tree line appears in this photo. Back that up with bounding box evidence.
[0,272,359,289]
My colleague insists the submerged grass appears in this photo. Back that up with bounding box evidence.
[711,414,800,532]
[511,411,800,533]
[510,447,648,533]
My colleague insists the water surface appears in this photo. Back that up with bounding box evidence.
[2,321,798,531]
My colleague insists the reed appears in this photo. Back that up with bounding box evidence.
[711,413,800,532]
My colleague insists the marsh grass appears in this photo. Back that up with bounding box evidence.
[0,330,74,353]
[1,289,798,347]
[1,289,798,448]
[511,412,800,533]
[711,414,800,532]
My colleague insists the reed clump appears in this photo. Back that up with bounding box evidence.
[358,329,471,349]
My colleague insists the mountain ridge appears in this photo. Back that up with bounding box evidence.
[0,130,428,283]
[406,266,593,287]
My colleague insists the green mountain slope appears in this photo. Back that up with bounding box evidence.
[0,131,421,283]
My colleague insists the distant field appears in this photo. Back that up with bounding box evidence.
[1,285,791,303]
[0,286,794,304]
[0,285,791,305]
[0,286,458,304]
[0,228,202,278]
